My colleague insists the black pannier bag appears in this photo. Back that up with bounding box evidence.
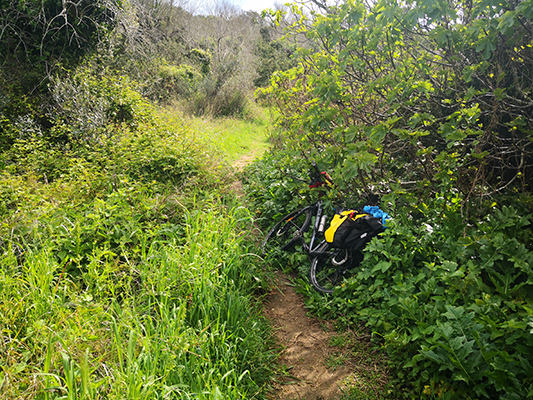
[324,210,384,250]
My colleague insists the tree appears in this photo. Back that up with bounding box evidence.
[0,0,116,151]
[177,1,264,115]
[253,25,297,87]
[260,0,533,202]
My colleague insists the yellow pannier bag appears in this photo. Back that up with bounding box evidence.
[325,210,383,249]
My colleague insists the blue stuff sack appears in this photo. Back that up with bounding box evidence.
[363,206,390,227]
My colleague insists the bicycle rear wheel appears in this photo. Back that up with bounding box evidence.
[309,242,363,294]
[261,207,313,256]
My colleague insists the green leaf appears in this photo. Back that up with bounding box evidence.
[443,305,465,320]
[471,150,489,159]
[497,11,517,31]
[372,261,392,273]
[494,88,506,101]
[462,67,474,83]
[370,124,388,144]
[476,36,497,59]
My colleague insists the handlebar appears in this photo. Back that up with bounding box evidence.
[309,161,334,188]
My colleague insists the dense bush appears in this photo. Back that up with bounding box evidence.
[329,198,533,398]
[158,63,203,101]
[51,68,154,141]
[260,0,533,203]
[0,0,116,153]
[245,153,533,399]
[248,1,533,397]
[0,101,228,261]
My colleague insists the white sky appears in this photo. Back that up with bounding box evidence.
[191,0,284,14]
[237,0,281,13]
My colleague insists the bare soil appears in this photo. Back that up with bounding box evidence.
[231,154,388,400]
[263,271,355,400]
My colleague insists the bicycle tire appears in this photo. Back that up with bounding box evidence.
[261,207,313,256]
[309,242,363,294]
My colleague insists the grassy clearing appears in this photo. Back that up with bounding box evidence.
[174,104,272,164]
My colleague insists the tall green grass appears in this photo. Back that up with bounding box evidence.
[0,92,275,398]
[0,197,273,399]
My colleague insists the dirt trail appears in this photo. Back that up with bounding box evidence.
[231,155,358,400]
[263,271,354,400]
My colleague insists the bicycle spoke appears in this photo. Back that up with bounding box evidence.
[309,244,362,294]
[262,208,313,256]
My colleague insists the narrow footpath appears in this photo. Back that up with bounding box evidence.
[263,272,354,400]
[232,149,387,400]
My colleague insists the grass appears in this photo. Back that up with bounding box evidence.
[171,104,272,164]
[330,327,392,400]
[322,327,392,400]
[1,201,274,399]
[0,102,275,399]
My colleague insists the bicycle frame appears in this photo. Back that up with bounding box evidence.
[261,161,337,258]
[300,200,330,257]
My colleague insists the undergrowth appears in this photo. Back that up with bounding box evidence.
[0,72,276,399]
[243,153,533,399]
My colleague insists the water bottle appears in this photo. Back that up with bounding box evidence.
[318,215,327,233]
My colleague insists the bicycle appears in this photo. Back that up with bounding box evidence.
[261,162,376,294]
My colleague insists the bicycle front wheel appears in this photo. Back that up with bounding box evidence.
[309,242,363,294]
[261,207,313,256]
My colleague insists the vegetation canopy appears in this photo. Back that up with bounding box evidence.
[259,0,532,202]
[245,0,533,398]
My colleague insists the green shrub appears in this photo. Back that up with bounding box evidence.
[157,63,202,101]
[50,67,154,144]
[188,48,211,75]
[0,97,230,268]
[325,199,533,399]
[248,2,533,394]
[244,150,533,398]
[186,77,251,118]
